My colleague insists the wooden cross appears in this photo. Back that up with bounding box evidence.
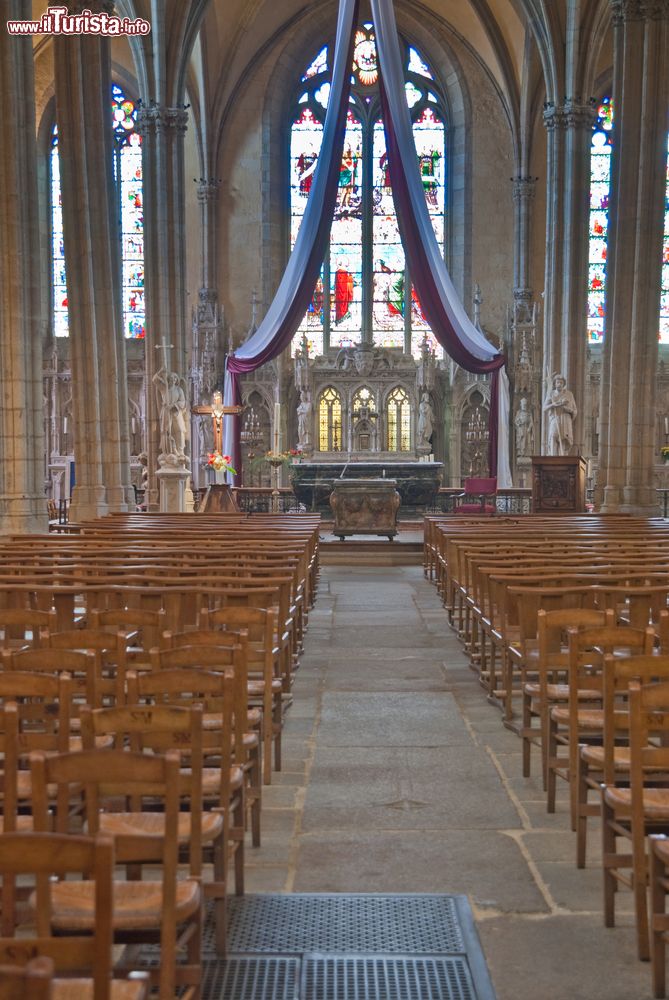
[193,390,242,454]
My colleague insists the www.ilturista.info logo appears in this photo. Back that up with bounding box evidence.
[6,6,150,36]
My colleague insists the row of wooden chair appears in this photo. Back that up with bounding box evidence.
[424,514,669,997]
[0,511,320,997]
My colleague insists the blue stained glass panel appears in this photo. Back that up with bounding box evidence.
[291,107,325,356]
[372,120,405,345]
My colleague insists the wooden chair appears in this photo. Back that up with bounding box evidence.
[650,833,669,997]
[149,643,262,847]
[81,693,236,954]
[169,607,281,783]
[453,477,497,515]
[47,629,129,707]
[0,831,149,1000]
[30,749,202,1000]
[546,624,654,826]
[601,672,669,960]
[0,610,55,652]
[0,672,72,837]
[520,608,612,784]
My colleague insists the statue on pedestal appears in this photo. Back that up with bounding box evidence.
[514,397,534,458]
[297,389,313,451]
[543,373,577,456]
[417,391,435,451]
[153,367,189,466]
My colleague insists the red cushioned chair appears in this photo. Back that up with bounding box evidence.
[453,477,497,515]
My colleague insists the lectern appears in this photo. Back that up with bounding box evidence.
[531,456,586,513]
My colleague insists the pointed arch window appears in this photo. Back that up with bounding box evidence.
[587,98,669,344]
[50,83,145,340]
[386,386,410,451]
[352,385,375,414]
[290,25,446,359]
[319,387,343,451]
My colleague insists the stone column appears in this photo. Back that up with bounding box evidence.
[542,100,597,455]
[136,103,190,511]
[511,175,537,301]
[53,0,132,520]
[599,0,669,513]
[0,0,48,533]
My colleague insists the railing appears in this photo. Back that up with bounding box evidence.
[232,487,302,514]
[435,487,533,515]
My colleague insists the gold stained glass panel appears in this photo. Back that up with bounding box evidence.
[386,387,411,452]
[319,387,342,451]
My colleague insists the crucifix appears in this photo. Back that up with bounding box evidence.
[193,390,243,454]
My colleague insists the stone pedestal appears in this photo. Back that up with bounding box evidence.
[330,479,400,541]
[157,466,190,513]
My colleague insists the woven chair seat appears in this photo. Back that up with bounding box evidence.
[46,878,201,932]
[603,785,669,820]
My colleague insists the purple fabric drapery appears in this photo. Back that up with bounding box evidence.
[369,0,508,480]
[224,0,511,486]
[223,0,360,479]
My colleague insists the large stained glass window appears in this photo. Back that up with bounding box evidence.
[50,83,144,339]
[290,24,446,359]
[588,98,669,344]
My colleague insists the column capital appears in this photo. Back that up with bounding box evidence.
[511,176,538,202]
[196,178,221,203]
[135,103,189,137]
[543,99,598,131]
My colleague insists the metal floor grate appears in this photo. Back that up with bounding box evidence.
[202,956,300,1000]
[302,955,476,1000]
[222,894,466,955]
[199,894,495,1000]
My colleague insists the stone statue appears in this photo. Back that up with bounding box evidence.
[514,397,534,457]
[543,373,577,455]
[296,389,313,449]
[417,391,435,449]
[153,366,189,464]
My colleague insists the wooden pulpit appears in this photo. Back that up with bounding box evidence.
[531,456,586,513]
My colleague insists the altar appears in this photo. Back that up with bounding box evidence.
[290,460,443,512]
[330,478,400,540]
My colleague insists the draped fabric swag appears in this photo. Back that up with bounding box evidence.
[223,0,512,488]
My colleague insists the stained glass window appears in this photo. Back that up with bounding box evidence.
[386,386,411,451]
[50,83,144,339]
[50,126,68,339]
[319,386,343,451]
[661,133,669,343]
[291,24,446,359]
[587,97,612,345]
[588,99,669,344]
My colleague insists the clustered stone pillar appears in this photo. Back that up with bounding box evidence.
[511,175,537,303]
[0,0,48,533]
[53,0,132,520]
[598,0,669,513]
[136,103,190,511]
[542,99,597,455]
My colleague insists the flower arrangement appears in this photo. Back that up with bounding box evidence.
[206,451,236,475]
[250,448,302,472]
[661,446,669,464]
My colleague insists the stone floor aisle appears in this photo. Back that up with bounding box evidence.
[247,565,651,1000]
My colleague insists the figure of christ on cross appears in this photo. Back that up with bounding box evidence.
[192,391,242,455]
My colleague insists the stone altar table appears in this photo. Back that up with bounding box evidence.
[290,461,443,512]
[330,479,400,541]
